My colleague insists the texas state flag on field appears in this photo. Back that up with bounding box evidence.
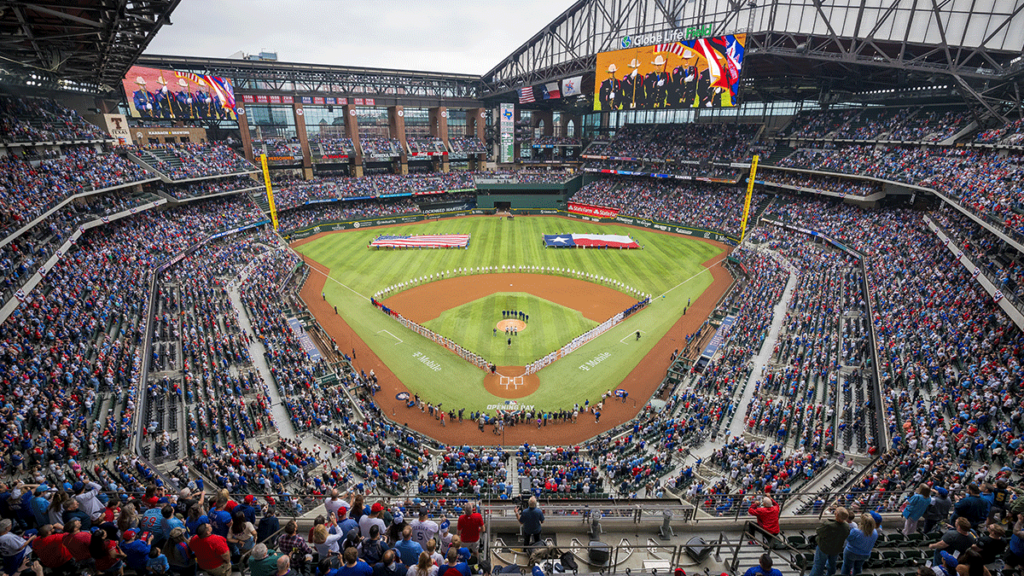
[544,234,640,249]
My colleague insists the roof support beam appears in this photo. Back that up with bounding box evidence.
[22,3,104,28]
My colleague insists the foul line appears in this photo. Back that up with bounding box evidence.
[377,330,403,344]
[659,255,731,299]
[620,330,646,344]
[305,263,371,302]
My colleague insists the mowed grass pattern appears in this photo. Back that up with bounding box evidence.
[295,216,724,412]
[423,293,598,366]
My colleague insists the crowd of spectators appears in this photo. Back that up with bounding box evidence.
[976,117,1024,145]
[782,107,971,142]
[447,138,486,155]
[0,94,108,143]
[265,173,477,213]
[156,176,260,200]
[0,195,265,485]
[570,177,767,236]
[928,204,1024,304]
[746,233,870,455]
[0,146,151,237]
[592,123,766,164]
[764,195,1024,498]
[276,199,420,233]
[530,136,581,147]
[359,137,403,157]
[407,136,446,155]
[310,136,357,157]
[776,144,1024,237]
[477,170,575,184]
[253,139,303,158]
[758,169,882,197]
[136,143,256,181]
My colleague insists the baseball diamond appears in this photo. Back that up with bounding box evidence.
[292,214,729,444]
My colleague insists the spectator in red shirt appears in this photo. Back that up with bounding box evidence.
[189,524,231,576]
[88,530,125,575]
[32,524,74,576]
[456,504,483,555]
[61,519,92,565]
[748,497,781,543]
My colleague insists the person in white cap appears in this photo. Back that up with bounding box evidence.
[646,54,670,108]
[599,63,620,111]
[624,58,644,109]
[154,74,172,119]
[173,78,195,118]
[132,77,154,118]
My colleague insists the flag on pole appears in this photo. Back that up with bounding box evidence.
[561,76,583,97]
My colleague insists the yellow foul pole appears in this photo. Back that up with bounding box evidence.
[739,154,759,243]
[260,154,278,230]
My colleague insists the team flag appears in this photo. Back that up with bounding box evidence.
[561,76,583,97]
[544,234,640,249]
[371,234,470,249]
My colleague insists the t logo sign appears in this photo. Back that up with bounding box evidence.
[111,117,124,130]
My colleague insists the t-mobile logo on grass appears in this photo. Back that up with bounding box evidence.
[579,352,611,371]
[413,351,442,372]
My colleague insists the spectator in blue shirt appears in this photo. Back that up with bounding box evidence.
[841,514,879,576]
[953,484,990,529]
[439,549,471,576]
[122,529,153,572]
[743,554,783,576]
[394,526,423,566]
[902,484,933,535]
[338,547,374,576]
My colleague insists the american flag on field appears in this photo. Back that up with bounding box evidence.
[370,234,470,249]
[519,87,535,103]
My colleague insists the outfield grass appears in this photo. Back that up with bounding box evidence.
[423,292,598,366]
[294,216,724,413]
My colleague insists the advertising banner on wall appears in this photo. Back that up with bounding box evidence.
[102,114,133,146]
[123,65,238,120]
[593,34,746,111]
[568,202,620,218]
[499,103,515,164]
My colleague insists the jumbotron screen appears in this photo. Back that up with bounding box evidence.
[593,34,746,111]
[123,65,238,121]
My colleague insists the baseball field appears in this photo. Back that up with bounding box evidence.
[293,215,726,425]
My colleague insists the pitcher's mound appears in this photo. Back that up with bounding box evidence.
[496,319,526,332]
[484,367,540,399]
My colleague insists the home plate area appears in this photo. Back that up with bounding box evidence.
[483,367,540,399]
[499,375,525,390]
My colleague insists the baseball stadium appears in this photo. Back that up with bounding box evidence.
[0,2,1022,576]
